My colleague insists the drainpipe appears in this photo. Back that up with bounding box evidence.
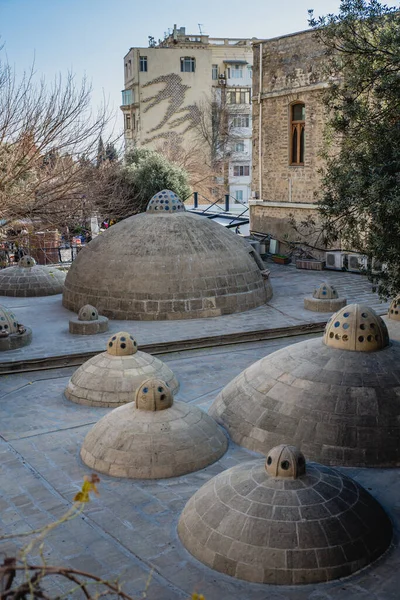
[258,43,263,201]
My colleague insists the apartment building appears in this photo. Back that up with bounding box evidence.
[121,25,256,203]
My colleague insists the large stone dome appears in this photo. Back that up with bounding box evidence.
[178,445,392,585]
[80,378,228,478]
[65,332,179,406]
[210,304,400,466]
[0,257,65,297]
[62,191,272,320]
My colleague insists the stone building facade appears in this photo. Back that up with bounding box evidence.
[250,29,331,244]
[121,25,256,203]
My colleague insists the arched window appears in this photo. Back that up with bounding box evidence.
[290,103,305,165]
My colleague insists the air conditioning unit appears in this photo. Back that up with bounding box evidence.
[325,251,347,270]
[347,253,368,273]
[371,258,387,274]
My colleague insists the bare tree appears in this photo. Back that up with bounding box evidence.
[193,88,241,190]
[0,57,114,236]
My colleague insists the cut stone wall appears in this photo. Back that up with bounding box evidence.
[251,30,333,244]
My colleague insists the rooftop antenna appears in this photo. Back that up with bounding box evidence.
[198,23,204,34]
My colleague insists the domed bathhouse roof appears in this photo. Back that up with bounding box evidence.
[62,190,272,320]
[0,304,32,351]
[0,257,66,297]
[304,282,347,313]
[68,304,109,335]
[178,445,392,585]
[210,304,400,466]
[64,332,179,407]
[80,377,228,478]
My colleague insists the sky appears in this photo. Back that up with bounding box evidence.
[0,0,341,139]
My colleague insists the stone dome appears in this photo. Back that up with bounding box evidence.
[324,304,389,351]
[265,444,306,478]
[210,304,400,466]
[146,189,186,213]
[69,304,109,335]
[388,295,400,321]
[135,378,173,410]
[62,192,272,320]
[19,255,36,268]
[304,282,346,313]
[78,305,99,321]
[65,334,178,407]
[0,305,19,335]
[0,261,65,297]
[383,296,400,342]
[314,282,338,299]
[80,378,227,478]
[0,304,32,351]
[107,331,137,356]
[178,446,392,585]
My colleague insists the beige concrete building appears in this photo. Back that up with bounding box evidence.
[121,25,256,203]
[250,29,331,244]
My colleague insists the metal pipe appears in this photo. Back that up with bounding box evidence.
[193,192,198,209]
[225,194,230,212]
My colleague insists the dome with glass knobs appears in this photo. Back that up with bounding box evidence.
[65,332,178,406]
[63,190,272,320]
[80,377,227,479]
[210,304,400,467]
[178,444,392,584]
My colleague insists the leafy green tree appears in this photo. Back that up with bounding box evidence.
[310,1,400,297]
[91,148,191,219]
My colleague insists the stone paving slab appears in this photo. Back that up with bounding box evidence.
[0,336,399,599]
[0,263,389,366]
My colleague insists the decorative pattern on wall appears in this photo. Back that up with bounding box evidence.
[142,74,189,132]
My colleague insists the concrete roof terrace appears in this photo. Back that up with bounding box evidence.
[0,262,389,373]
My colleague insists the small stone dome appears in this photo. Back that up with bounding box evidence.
[65,336,178,407]
[313,282,338,299]
[210,304,400,466]
[324,304,389,351]
[80,378,227,479]
[0,262,65,297]
[265,444,306,478]
[0,305,19,335]
[178,447,392,584]
[0,304,32,351]
[19,255,36,268]
[304,282,346,313]
[62,193,272,320]
[78,305,99,321]
[388,295,400,321]
[135,378,173,410]
[107,332,137,356]
[146,189,186,213]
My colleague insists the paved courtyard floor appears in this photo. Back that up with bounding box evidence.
[0,263,389,367]
[0,335,399,599]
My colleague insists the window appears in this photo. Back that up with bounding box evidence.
[124,114,131,130]
[227,88,251,104]
[121,89,133,106]
[181,57,196,72]
[290,103,305,165]
[232,114,250,128]
[228,65,243,78]
[212,64,218,80]
[128,59,132,75]
[233,165,250,177]
[140,56,148,72]
[234,141,245,152]
[248,66,253,79]
[235,190,243,202]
